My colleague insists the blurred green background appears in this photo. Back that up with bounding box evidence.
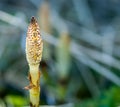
[0,0,120,107]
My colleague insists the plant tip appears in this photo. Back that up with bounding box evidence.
[31,16,36,24]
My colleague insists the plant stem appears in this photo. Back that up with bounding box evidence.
[30,85,40,107]
[29,64,40,107]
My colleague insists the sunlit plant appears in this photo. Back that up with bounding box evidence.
[25,16,43,107]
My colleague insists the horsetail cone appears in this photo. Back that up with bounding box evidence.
[26,16,43,65]
[26,16,43,107]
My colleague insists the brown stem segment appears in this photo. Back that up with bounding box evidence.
[29,71,40,107]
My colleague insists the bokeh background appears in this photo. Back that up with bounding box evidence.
[0,0,120,107]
